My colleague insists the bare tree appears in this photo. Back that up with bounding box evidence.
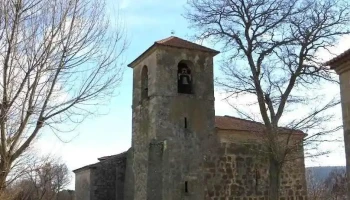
[0,0,127,193]
[7,155,72,200]
[306,169,328,200]
[325,168,347,200]
[185,0,350,199]
[307,167,347,200]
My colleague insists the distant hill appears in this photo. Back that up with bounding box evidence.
[305,166,346,199]
[306,166,345,183]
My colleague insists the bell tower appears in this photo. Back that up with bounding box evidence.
[128,36,219,200]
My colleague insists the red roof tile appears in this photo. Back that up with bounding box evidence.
[215,115,305,135]
[128,36,219,67]
[155,36,220,54]
[324,48,350,68]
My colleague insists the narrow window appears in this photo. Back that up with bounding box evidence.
[255,168,260,192]
[184,117,188,129]
[185,181,189,193]
[141,66,149,100]
[178,61,192,94]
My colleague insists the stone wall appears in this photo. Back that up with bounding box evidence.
[115,153,128,200]
[131,50,156,200]
[338,64,350,196]
[75,169,92,200]
[130,44,217,200]
[147,140,164,200]
[74,152,128,200]
[204,131,307,200]
[58,190,76,200]
[91,153,127,200]
[123,149,135,200]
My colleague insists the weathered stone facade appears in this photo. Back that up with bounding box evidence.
[325,48,350,199]
[204,130,307,200]
[74,152,127,200]
[74,36,307,200]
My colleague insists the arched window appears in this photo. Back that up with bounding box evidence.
[177,61,193,94]
[141,66,149,100]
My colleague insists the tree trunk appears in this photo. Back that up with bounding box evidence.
[0,167,9,195]
[268,157,281,200]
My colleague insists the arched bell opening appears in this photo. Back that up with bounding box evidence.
[177,60,193,94]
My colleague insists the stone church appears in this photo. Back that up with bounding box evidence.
[73,36,307,200]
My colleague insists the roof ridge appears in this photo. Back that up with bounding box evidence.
[73,162,99,172]
[217,115,305,135]
[128,36,219,67]
[324,48,350,67]
[221,115,264,125]
[98,151,127,161]
[155,36,219,53]
[155,36,176,44]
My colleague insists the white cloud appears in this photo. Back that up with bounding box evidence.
[305,139,345,167]
[214,91,235,116]
[215,90,265,121]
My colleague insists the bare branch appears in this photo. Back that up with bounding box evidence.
[0,0,127,192]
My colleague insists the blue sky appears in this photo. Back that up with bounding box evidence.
[35,0,350,189]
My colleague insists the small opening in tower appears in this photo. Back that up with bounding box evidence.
[255,168,260,191]
[141,65,149,100]
[185,181,189,193]
[178,61,193,94]
[184,117,188,129]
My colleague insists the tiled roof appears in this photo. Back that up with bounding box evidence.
[72,162,98,173]
[73,151,127,173]
[215,115,304,135]
[155,36,220,54]
[128,36,219,67]
[98,151,127,161]
[324,48,350,68]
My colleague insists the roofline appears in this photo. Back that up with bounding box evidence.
[324,58,346,69]
[98,151,127,161]
[127,43,157,68]
[215,115,306,136]
[127,43,220,68]
[73,150,129,173]
[324,49,350,68]
[215,127,260,132]
[215,127,306,136]
[73,163,98,173]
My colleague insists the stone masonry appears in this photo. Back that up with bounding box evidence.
[74,152,127,200]
[74,36,308,200]
[205,127,307,200]
[325,49,350,199]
